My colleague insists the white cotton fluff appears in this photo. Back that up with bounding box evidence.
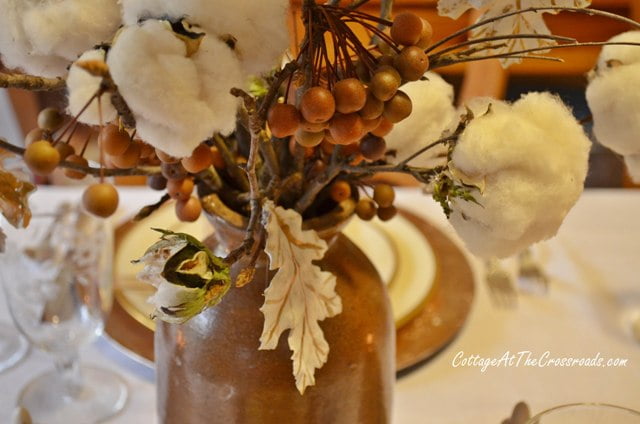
[107,20,243,158]
[0,0,121,77]
[66,49,117,125]
[121,0,290,75]
[449,92,591,258]
[385,73,457,168]
[594,31,640,69]
[587,31,640,179]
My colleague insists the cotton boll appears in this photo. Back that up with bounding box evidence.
[0,0,121,77]
[587,63,640,156]
[624,154,640,184]
[385,73,457,168]
[449,93,591,258]
[66,49,117,125]
[121,0,290,75]
[107,20,243,158]
[595,31,640,69]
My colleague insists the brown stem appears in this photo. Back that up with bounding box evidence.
[429,33,577,58]
[427,6,640,54]
[431,41,640,69]
[212,134,250,192]
[0,72,65,91]
[0,137,160,177]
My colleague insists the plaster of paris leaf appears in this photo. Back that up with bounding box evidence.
[260,200,342,395]
[0,152,36,228]
[437,0,591,67]
[134,229,231,324]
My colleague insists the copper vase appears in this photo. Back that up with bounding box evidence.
[155,196,395,423]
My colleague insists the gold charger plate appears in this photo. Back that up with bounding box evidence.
[105,209,475,373]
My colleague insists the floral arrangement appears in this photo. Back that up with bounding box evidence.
[1,0,639,394]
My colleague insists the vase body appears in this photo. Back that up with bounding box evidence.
[155,212,395,424]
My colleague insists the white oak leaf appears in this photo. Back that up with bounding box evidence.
[438,0,590,67]
[260,200,342,394]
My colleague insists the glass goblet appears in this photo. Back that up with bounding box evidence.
[0,321,28,373]
[0,205,127,423]
[527,403,640,424]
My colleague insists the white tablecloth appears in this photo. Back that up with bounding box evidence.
[1,187,639,423]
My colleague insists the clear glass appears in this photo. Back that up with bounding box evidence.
[0,322,28,373]
[526,403,640,424]
[0,204,128,423]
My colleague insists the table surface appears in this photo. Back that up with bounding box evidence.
[1,187,639,423]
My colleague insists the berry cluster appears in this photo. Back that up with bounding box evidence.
[267,12,432,167]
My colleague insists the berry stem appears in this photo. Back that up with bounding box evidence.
[0,72,65,91]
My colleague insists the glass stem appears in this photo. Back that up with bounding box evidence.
[54,353,83,398]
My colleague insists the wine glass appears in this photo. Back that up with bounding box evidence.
[0,204,128,423]
[526,403,640,423]
[0,321,28,373]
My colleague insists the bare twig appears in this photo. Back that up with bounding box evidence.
[133,194,171,221]
[431,41,640,68]
[426,6,640,54]
[0,137,161,177]
[429,33,577,58]
[0,72,65,91]
[212,134,250,192]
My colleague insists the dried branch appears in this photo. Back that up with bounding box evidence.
[134,194,170,221]
[0,72,65,91]
[427,6,640,54]
[431,41,640,69]
[429,33,577,58]
[0,138,161,177]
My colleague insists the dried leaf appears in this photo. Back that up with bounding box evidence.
[260,200,342,394]
[0,227,6,253]
[0,162,36,228]
[438,0,591,66]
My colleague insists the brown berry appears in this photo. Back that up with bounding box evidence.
[377,54,396,67]
[289,137,316,158]
[175,197,202,222]
[371,116,394,137]
[300,120,329,133]
[167,178,195,201]
[148,174,168,190]
[321,138,335,154]
[300,87,336,123]
[370,67,401,102]
[330,180,352,203]
[156,149,179,164]
[182,144,213,174]
[360,91,385,120]
[374,184,395,208]
[333,78,367,114]
[24,140,60,176]
[329,113,365,145]
[356,199,377,221]
[139,142,155,159]
[83,183,119,218]
[268,103,301,138]
[377,206,397,221]
[295,128,324,147]
[362,116,383,133]
[25,128,46,146]
[63,155,88,179]
[210,146,225,169]
[161,162,188,180]
[394,46,430,81]
[55,142,75,161]
[416,18,434,49]
[110,141,141,169]
[384,91,413,123]
[99,125,131,157]
[359,135,387,161]
[391,12,424,46]
[37,108,64,132]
